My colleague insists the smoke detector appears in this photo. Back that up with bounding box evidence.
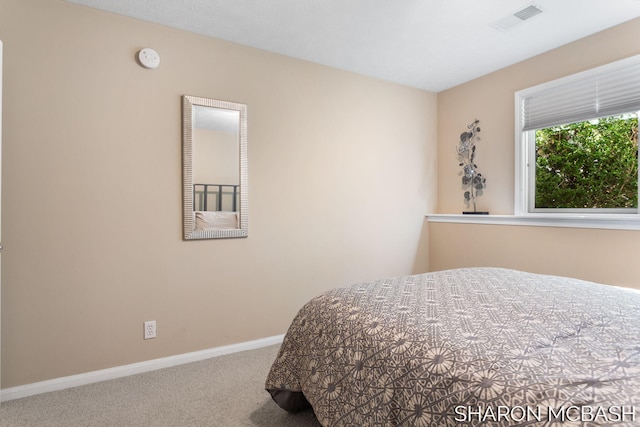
[491,4,543,31]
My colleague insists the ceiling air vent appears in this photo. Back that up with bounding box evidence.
[514,5,543,20]
[491,4,543,31]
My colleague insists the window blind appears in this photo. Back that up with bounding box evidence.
[520,55,640,131]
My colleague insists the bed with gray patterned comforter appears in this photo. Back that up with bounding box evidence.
[265,268,640,426]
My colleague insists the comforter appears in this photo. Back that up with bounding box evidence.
[265,268,640,426]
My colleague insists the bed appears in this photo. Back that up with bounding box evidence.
[193,210,238,230]
[193,183,239,212]
[265,268,640,426]
[192,183,240,230]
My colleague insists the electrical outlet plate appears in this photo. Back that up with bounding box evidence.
[144,320,156,339]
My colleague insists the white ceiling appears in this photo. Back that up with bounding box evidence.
[66,0,640,92]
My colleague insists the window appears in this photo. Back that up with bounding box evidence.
[515,55,640,217]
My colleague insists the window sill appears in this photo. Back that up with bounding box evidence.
[426,214,640,231]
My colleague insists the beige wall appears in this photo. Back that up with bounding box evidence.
[429,223,640,290]
[0,0,437,387]
[433,18,640,287]
[193,128,239,186]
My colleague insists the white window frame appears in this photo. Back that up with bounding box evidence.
[515,55,640,221]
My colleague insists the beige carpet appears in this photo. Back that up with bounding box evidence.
[0,344,321,427]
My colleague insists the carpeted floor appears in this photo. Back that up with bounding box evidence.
[0,344,321,427]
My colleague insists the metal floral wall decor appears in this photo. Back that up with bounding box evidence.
[458,119,487,214]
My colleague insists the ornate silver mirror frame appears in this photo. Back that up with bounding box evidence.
[182,95,248,239]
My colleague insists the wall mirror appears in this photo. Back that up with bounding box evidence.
[182,95,248,239]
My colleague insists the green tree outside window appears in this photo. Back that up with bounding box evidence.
[535,114,639,209]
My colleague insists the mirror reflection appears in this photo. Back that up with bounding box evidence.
[183,95,248,239]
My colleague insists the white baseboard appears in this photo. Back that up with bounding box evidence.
[1,334,284,402]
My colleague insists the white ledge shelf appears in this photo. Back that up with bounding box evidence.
[426,214,640,231]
